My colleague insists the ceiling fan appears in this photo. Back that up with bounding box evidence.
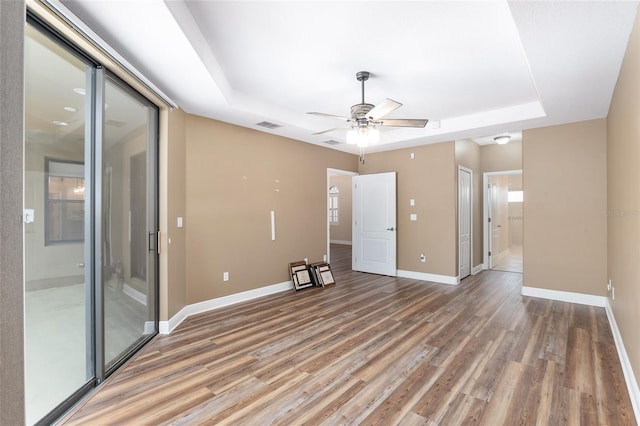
[308,71,429,146]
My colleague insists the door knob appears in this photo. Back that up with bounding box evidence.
[387,227,395,231]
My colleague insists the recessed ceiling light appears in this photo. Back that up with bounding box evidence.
[53,120,68,126]
[73,87,86,95]
[64,106,77,112]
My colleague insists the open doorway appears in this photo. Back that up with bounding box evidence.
[326,169,357,265]
[484,170,523,273]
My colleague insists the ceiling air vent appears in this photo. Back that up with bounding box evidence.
[256,121,282,129]
[323,140,341,145]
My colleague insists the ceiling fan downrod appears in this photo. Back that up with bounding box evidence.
[356,71,369,104]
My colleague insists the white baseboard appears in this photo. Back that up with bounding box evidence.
[396,270,459,285]
[471,264,484,275]
[144,321,155,335]
[521,286,606,307]
[605,298,640,423]
[123,283,147,306]
[159,305,188,334]
[330,240,352,245]
[159,280,294,334]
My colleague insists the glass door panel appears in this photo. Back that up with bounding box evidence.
[24,22,93,425]
[102,76,158,370]
[24,16,159,425]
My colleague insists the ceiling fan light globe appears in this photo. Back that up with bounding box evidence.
[347,127,379,147]
[346,129,359,145]
[368,128,380,144]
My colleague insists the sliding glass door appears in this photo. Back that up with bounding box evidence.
[24,16,158,425]
[101,75,158,372]
[24,22,93,424]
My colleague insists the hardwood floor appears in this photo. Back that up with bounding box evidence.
[60,244,634,425]
[492,245,523,274]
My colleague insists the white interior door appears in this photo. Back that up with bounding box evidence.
[458,167,471,278]
[352,172,397,276]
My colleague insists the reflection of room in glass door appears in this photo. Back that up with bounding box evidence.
[23,17,160,425]
[130,151,146,281]
[24,20,93,425]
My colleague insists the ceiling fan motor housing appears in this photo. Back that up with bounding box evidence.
[351,103,375,124]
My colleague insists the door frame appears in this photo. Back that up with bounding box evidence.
[483,170,522,270]
[326,168,358,264]
[458,166,473,279]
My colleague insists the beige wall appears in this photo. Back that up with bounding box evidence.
[523,119,607,296]
[184,115,358,304]
[607,9,640,394]
[160,108,187,320]
[329,174,352,243]
[359,142,457,277]
[481,139,523,173]
[455,139,482,269]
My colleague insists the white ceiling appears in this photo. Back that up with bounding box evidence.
[56,0,638,153]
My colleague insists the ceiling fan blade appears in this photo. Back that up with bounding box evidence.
[367,98,402,120]
[307,112,350,120]
[379,118,429,128]
[312,127,345,135]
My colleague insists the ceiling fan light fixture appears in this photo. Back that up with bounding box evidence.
[309,71,429,146]
[347,126,380,147]
[494,135,511,145]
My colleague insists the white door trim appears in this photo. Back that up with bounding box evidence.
[458,166,473,279]
[327,168,358,264]
[482,170,522,270]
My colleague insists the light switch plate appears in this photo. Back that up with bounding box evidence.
[410,214,417,221]
[24,209,34,224]
[410,199,415,206]
[177,217,183,228]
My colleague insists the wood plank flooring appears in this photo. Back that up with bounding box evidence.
[60,244,634,425]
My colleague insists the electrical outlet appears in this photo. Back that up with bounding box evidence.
[420,254,426,263]
[223,272,229,281]
[304,258,308,264]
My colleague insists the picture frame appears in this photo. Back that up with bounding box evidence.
[309,262,335,287]
[319,269,335,286]
[289,261,314,291]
